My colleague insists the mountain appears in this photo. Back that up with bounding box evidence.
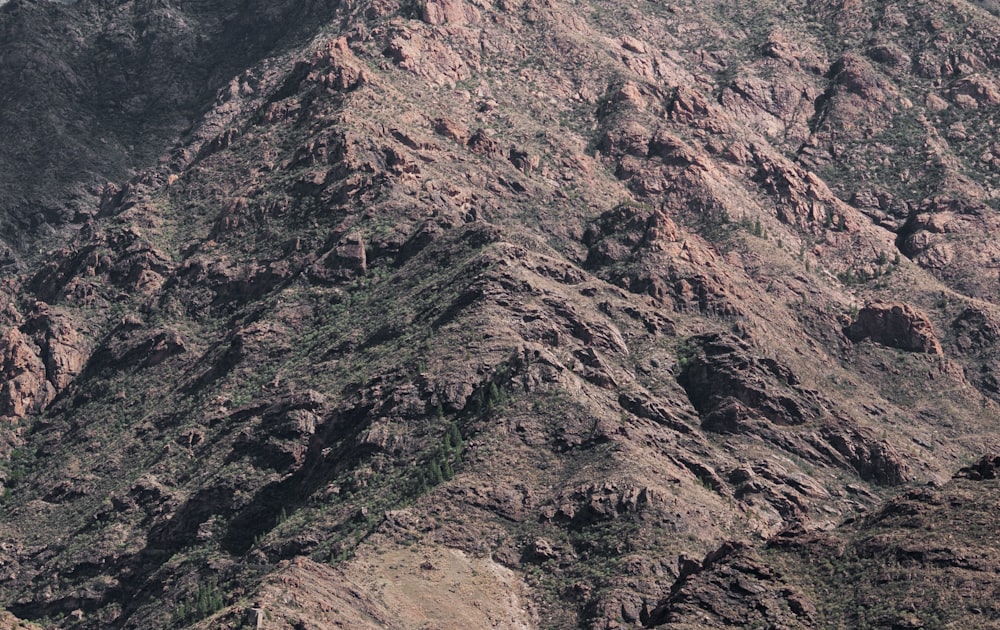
[3,0,1000,627]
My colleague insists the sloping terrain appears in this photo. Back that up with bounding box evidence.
[657,459,1000,628]
[4,0,1000,628]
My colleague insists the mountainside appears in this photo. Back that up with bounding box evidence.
[4,0,1000,628]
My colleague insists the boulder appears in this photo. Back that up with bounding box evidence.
[621,36,646,54]
[332,235,367,276]
[433,117,469,144]
[467,128,503,158]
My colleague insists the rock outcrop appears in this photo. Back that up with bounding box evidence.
[0,329,51,421]
[846,303,943,354]
[954,454,1000,480]
[645,541,816,628]
[677,333,817,430]
[0,305,89,422]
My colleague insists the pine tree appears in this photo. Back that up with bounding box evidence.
[446,422,463,452]
[428,460,443,485]
[487,382,501,410]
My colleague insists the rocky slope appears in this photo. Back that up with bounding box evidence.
[4,0,1000,628]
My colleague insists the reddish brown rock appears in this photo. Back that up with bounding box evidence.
[96,328,188,372]
[583,203,739,315]
[0,608,36,629]
[866,43,911,69]
[384,28,471,87]
[620,36,647,54]
[334,236,367,276]
[719,74,820,142]
[144,330,187,367]
[433,118,470,144]
[110,239,172,295]
[310,235,367,283]
[97,181,138,217]
[752,151,855,232]
[0,328,52,420]
[760,29,827,73]
[467,128,503,157]
[27,308,88,391]
[610,81,648,110]
[598,120,653,158]
[668,85,713,125]
[829,53,889,101]
[508,147,539,173]
[212,197,251,237]
[422,0,480,25]
[676,333,817,430]
[646,541,816,628]
[846,302,942,354]
[10,2,1000,629]
[177,256,297,303]
[954,454,1000,480]
[816,425,909,485]
[950,76,1000,109]
[308,37,370,92]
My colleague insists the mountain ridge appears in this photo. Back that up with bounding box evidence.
[3,0,1000,627]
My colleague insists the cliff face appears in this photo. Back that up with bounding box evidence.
[4,0,1000,627]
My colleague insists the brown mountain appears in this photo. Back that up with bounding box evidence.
[3,0,1000,627]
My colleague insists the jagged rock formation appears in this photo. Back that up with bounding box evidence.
[846,302,943,354]
[4,0,1000,628]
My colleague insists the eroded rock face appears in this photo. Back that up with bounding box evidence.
[0,329,51,421]
[383,26,472,87]
[25,305,88,391]
[0,306,89,422]
[818,425,908,486]
[230,390,328,473]
[422,0,480,25]
[310,37,371,92]
[676,333,909,486]
[950,75,1000,109]
[719,72,821,143]
[846,302,942,354]
[309,234,368,283]
[677,333,817,430]
[751,150,858,233]
[645,541,816,628]
[952,307,1000,353]
[583,204,739,315]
